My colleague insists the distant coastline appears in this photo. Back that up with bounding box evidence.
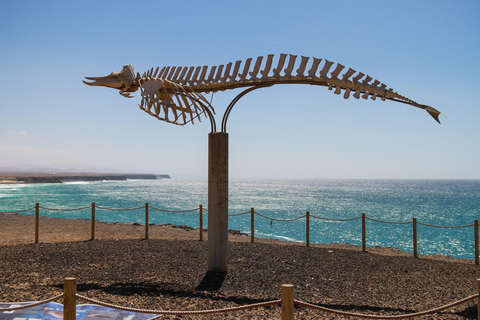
[0,172,170,184]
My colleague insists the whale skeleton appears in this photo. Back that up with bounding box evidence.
[84,54,443,126]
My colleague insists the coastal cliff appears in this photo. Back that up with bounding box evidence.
[0,173,170,184]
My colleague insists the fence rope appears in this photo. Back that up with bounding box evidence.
[294,293,479,319]
[310,215,361,222]
[0,294,64,312]
[229,211,250,216]
[418,222,474,228]
[0,207,35,214]
[75,294,281,316]
[95,205,145,211]
[0,204,476,229]
[254,211,307,222]
[366,217,413,225]
[39,206,91,211]
[2,204,478,262]
[148,206,198,213]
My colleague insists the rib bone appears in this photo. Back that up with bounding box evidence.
[84,53,443,125]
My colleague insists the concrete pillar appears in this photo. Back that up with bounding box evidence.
[208,132,229,272]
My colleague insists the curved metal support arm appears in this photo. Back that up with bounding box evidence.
[204,104,217,133]
[221,84,273,133]
[181,97,217,132]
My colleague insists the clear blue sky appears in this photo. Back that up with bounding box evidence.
[1,1,479,179]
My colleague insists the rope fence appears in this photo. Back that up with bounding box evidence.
[0,207,36,214]
[418,221,475,228]
[94,205,145,211]
[38,206,92,211]
[1,204,479,264]
[0,294,64,312]
[148,206,199,213]
[364,217,412,224]
[75,293,281,316]
[2,278,480,319]
[293,293,480,319]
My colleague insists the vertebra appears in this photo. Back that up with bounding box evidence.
[84,54,443,126]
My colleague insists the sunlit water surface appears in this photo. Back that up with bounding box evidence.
[1,179,479,259]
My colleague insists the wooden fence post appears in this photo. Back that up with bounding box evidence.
[306,211,310,247]
[35,203,39,244]
[413,217,418,258]
[91,202,95,240]
[199,205,203,241]
[475,219,479,266]
[281,284,295,320]
[63,278,76,320]
[362,213,366,252]
[251,208,255,243]
[145,203,149,239]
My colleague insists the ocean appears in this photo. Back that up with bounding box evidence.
[1,179,479,260]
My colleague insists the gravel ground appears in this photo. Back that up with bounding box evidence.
[1,215,480,319]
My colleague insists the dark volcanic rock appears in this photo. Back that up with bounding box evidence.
[1,239,478,319]
[0,173,158,184]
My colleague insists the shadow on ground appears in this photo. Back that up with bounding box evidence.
[50,281,475,318]
[196,271,226,291]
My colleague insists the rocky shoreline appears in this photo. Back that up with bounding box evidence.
[1,214,479,319]
[0,173,168,184]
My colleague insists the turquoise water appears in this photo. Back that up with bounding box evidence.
[1,179,479,259]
